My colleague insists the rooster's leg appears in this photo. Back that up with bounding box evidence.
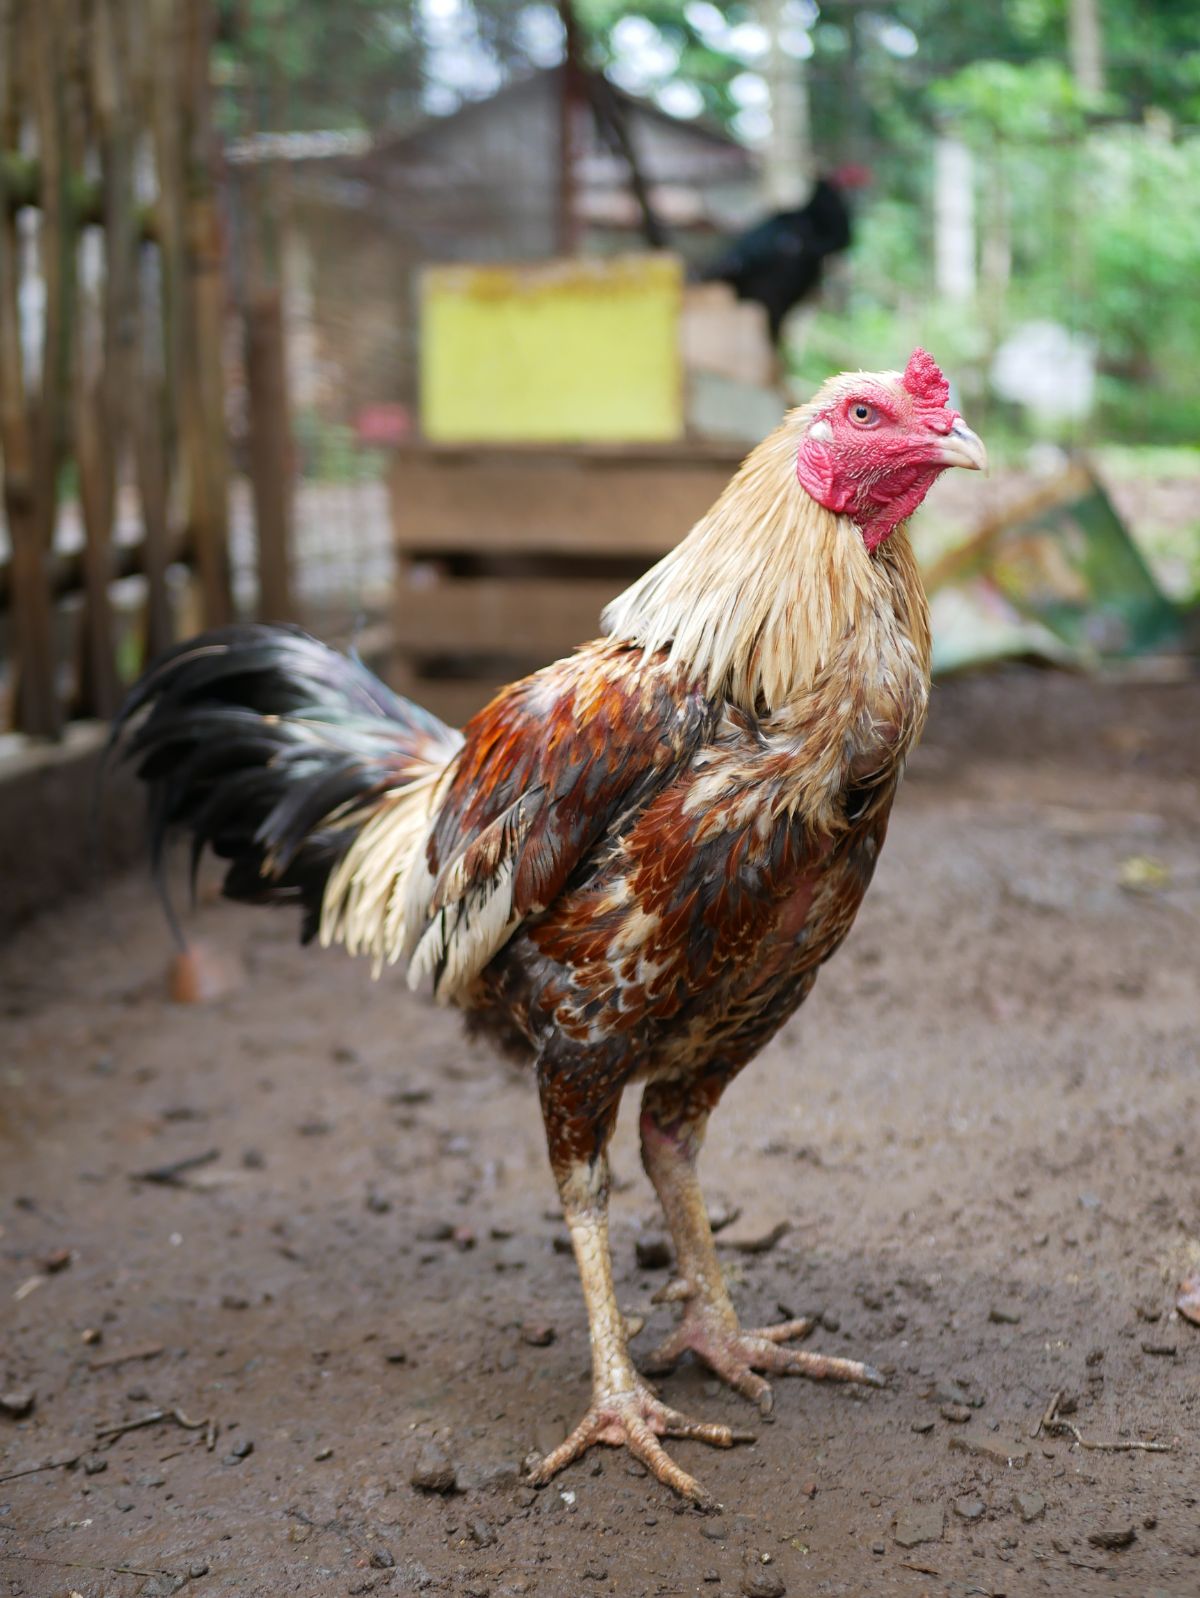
[527,1075,751,1508]
[639,1072,883,1415]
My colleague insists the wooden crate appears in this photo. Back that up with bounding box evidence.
[388,440,745,726]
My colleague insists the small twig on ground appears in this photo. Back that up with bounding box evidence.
[130,1148,220,1186]
[95,1406,210,1441]
[1032,1387,1064,1439]
[0,1453,84,1484]
[1033,1387,1169,1452]
[87,1341,165,1371]
[0,1547,169,1579]
[1052,1420,1172,1454]
[717,1220,790,1255]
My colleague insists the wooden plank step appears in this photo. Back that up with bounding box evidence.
[390,452,734,557]
[396,573,616,657]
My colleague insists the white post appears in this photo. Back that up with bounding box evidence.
[1068,0,1104,96]
[760,0,812,209]
[933,134,976,306]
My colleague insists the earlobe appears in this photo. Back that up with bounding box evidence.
[796,438,854,513]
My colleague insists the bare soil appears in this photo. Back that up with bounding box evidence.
[2,668,1199,1598]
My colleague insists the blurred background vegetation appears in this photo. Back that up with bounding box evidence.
[214,0,1200,448]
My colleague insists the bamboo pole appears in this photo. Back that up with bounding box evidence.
[127,1,174,657]
[181,0,232,627]
[29,0,74,556]
[0,0,61,734]
[148,0,231,630]
[71,0,124,717]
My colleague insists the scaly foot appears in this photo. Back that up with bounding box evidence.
[527,1379,754,1509]
[643,1300,884,1415]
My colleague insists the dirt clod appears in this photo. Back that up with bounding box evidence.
[0,1388,36,1418]
[720,1220,790,1256]
[411,1439,457,1494]
[740,1569,785,1598]
[1089,1525,1137,1551]
[893,1502,944,1548]
[948,1430,1029,1468]
[1017,1491,1046,1523]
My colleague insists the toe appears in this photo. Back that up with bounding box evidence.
[724,1361,775,1413]
[527,1410,603,1484]
[624,1414,714,1507]
[748,1317,814,1344]
[658,1405,755,1448]
[763,1345,885,1386]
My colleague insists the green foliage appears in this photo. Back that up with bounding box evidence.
[930,58,1092,137]
[213,0,534,135]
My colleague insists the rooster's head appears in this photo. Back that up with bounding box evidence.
[796,349,986,552]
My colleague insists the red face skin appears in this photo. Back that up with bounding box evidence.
[796,349,967,552]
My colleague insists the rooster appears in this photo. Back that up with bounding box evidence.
[702,166,871,343]
[112,350,985,1508]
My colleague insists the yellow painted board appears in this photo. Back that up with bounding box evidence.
[420,254,684,444]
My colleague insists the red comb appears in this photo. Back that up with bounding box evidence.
[902,348,950,407]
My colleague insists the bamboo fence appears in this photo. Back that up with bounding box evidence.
[0,0,235,737]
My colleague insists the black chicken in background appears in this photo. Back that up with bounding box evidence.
[701,165,872,344]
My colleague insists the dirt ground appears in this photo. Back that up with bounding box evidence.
[2,668,1199,1598]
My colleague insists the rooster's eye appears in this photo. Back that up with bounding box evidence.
[849,403,880,426]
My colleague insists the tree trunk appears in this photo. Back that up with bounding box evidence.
[1068,0,1104,97]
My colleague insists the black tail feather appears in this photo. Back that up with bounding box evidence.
[108,624,460,942]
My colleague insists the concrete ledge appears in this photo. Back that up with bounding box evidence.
[0,723,145,941]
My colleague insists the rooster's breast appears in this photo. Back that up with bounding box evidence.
[472,763,896,1081]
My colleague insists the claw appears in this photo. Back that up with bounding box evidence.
[642,1309,884,1404]
[527,1380,752,1506]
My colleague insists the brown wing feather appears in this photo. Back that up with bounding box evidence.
[405,640,717,998]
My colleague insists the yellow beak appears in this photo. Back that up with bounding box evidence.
[937,418,988,472]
